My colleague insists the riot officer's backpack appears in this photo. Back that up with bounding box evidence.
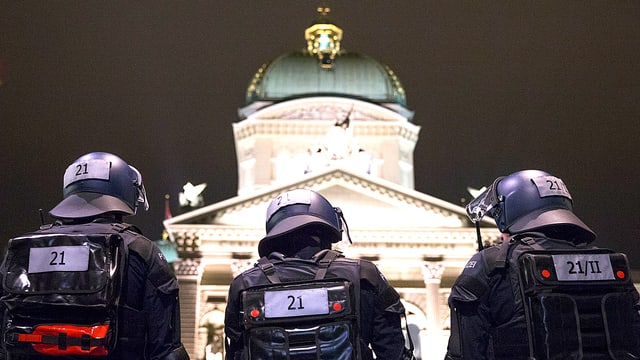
[518,248,640,359]
[240,250,361,360]
[0,222,142,358]
[493,236,640,360]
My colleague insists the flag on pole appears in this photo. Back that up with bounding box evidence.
[156,194,178,264]
[164,194,172,219]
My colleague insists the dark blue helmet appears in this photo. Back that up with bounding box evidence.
[50,152,148,219]
[258,189,343,257]
[466,170,595,243]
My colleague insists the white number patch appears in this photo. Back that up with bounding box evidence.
[264,288,328,318]
[28,246,90,273]
[63,159,111,188]
[531,175,572,199]
[552,254,614,281]
[266,190,312,218]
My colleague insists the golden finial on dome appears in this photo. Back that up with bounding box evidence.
[317,6,330,16]
[304,6,343,69]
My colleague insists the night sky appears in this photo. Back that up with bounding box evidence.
[1,2,639,266]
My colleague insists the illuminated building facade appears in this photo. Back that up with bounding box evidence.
[163,8,499,359]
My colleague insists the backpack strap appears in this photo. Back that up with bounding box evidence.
[402,312,416,359]
[257,257,281,284]
[314,250,341,280]
[257,250,344,283]
[483,241,511,273]
[486,235,545,272]
[518,236,545,251]
[102,222,139,321]
[111,222,132,233]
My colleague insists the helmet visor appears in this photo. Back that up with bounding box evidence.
[130,165,149,212]
[466,176,504,223]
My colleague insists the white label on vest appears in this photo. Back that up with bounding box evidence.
[63,159,111,188]
[552,254,614,281]
[28,246,90,273]
[264,288,329,318]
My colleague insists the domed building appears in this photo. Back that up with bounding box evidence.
[242,7,408,114]
[164,7,498,359]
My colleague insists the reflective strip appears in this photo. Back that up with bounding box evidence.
[19,324,110,357]
[18,334,43,343]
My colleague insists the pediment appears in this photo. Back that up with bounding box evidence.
[164,166,472,231]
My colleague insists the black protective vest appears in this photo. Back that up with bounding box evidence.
[239,250,362,360]
[491,236,640,359]
[0,222,150,359]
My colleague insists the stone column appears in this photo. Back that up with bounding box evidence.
[422,261,445,333]
[176,258,204,358]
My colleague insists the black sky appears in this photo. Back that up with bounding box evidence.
[1,2,639,265]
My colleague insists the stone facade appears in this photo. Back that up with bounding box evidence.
[164,96,499,359]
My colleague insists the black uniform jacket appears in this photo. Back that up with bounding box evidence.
[224,246,406,360]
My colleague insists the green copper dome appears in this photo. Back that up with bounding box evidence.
[245,49,407,107]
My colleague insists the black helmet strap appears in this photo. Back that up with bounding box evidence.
[334,207,352,244]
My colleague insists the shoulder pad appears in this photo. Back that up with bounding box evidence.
[358,259,381,283]
[450,274,488,303]
[128,236,177,293]
[358,260,402,310]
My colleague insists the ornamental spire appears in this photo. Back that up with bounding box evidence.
[304,6,343,69]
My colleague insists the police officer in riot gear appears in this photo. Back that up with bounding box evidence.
[0,152,189,360]
[444,169,640,360]
[224,188,407,360]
